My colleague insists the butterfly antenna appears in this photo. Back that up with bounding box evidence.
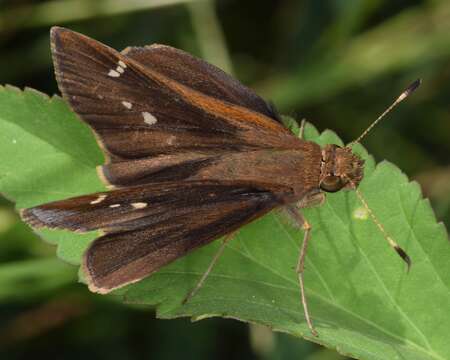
[349,79,422,147]
[346,176,411,271]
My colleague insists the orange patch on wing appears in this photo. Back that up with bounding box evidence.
[133,61,288,134]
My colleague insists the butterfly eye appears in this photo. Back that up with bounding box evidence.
[320,175,344,193]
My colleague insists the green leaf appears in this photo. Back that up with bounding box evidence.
[1,86,450,360]
[0,85,104,264]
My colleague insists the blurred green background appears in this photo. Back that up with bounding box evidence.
[0,0,449,359]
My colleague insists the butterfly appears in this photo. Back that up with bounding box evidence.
[21,27,415,336]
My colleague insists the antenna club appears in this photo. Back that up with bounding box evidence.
[406,78,422,95]
[350,79,422,146]
[394,244,412,272]
[348,180,412,271]
[399,78,422,102]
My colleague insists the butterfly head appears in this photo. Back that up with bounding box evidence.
[319,144,364,193]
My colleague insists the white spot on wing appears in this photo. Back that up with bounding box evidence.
[109,204,121,208]
[108,69,120,77]
[114,60,127,75]
[122,101,133,109]
[142,112,157,125]
[131,202,147,209]
[90,194,107,204]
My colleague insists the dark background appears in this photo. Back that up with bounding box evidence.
[0,0,449,359]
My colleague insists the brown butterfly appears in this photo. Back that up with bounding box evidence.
[21,27,417,336]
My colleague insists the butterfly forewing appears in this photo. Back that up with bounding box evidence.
[122,44,282,122]
[51,27,296,164]
[22,180,291,293]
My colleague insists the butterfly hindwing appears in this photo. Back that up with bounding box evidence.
[21,180,291,293]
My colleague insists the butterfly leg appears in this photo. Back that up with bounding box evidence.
[299,118,306,139]
[285,203,320,337]
[182,232,235,305]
